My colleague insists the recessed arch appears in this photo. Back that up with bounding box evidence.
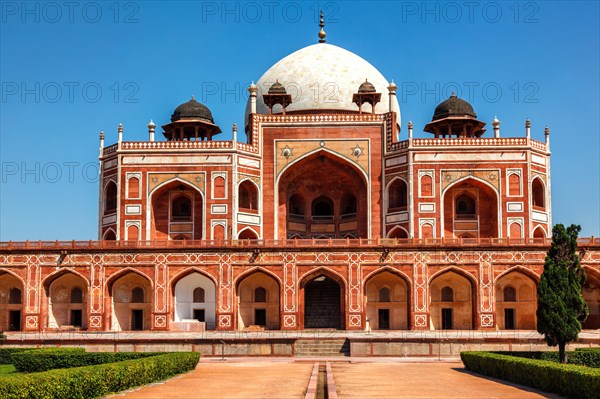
[172,270,216,329]
[237,226,259,240]
[0,270,25,331]
[364,268,411,330]
[103,228,117,240]
[238,178,260,212]
[235,269,281,330]
[148,178,205,241]
[582,267,600,329]
[386,176,409,212]
[44,270,88,330]
[299,267,346,330]
[429,268,476,330]
[108,269,152,331]
[531,177,546,209]
[441,176,501,239]
[532,226,547,239]
[276,149,370,239]
[496,270,538,329]
[387,225,409,239]
[170,267,219,289]
[234,267,283,288]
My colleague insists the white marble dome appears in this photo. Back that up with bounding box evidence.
[245,43,400,125]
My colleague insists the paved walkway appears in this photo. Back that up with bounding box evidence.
[333,362,561,398]
[113,358,561,399]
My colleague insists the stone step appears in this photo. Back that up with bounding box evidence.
[294,338,350,357]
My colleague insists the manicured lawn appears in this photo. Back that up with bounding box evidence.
[0,364,17,376]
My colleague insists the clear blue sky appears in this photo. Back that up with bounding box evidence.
[1,1,598,240]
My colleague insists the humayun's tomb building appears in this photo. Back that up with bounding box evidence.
[1,19,599,342]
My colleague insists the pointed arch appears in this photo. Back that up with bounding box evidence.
[386,176,409,212]
[532,225,547,239]
[170,267,219,290]
[364,266,413,287]
[428,266,477,286]
[103,228,117,240]
[441,176,501,239]
[42,268,90,291]
[299,266,347,288]
[494,266,540,284]
[238,178,260,212]
[105,267,153,293]
[531,176,546,209]
[387,225,409,239]
[0,268,26,287]
[234,267,283,288]
[237,226,259,240]
[276,148,368,185]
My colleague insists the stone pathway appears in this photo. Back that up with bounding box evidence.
[114,360,313,398]
[332,362,561,398]
[114,358,561,399]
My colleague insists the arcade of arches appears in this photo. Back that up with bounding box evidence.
[2,261,599,332]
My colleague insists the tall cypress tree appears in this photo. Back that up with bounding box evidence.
[536,224,588,363]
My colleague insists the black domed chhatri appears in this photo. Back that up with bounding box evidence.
[268,80,287,95]
[432,92,476,120]
[358,79,376,93]
[171,97,215,123]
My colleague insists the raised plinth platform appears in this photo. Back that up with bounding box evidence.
[3,330,599,357]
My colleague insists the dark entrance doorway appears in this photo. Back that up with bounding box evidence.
[193,309,205,322]
[304,276,341,329]
[378,309,390,330]
[131,309,144,330]
[70,309,82,328]
[442,308,453,330]
[504,308,516,330]
[9,310,21,331]
[254,309,266,326]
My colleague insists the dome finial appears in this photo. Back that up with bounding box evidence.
[318,10,326,43]
[191,95,195,101]
[451,90,456,98]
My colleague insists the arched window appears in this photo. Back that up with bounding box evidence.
[105,181,117,214]
[388,227,408,239]
[131,287,144,303]
[388,179,408,211]
[533,226,546,239]
[340,193,357,219]
[238,228,258,240]
[193,287,205,303]
[213,176,226,199]
[171,195,192,221]
[509,223,522,239]
[288,193,305,220]
[441,286,454,302]
[239,181,259,211]
[379,287,391,302]
[532,179,545,209]
[254,287,267,303]
[312,196,334,220]
[70,287,83,303]
[455,194,476,219]
[508,173,520,196]
[128,177,140,199]
[420,175,433,197]
[103,230,116,240]
[8,288,22,304]
[503,286,517,302]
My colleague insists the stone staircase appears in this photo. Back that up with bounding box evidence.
[294,338,350,357]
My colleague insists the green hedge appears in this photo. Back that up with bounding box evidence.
[493,349,600,368]
[0,348,42,365]
[461,351,600,399]
[0,352,200,399]
[11,349,158,372]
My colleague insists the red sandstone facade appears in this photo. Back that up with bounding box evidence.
[1,37,599,334]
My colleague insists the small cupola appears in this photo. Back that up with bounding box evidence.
[424,92,486,138]
[162,96,222,141]
[352,79,381,114]
[262,80,293,115]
